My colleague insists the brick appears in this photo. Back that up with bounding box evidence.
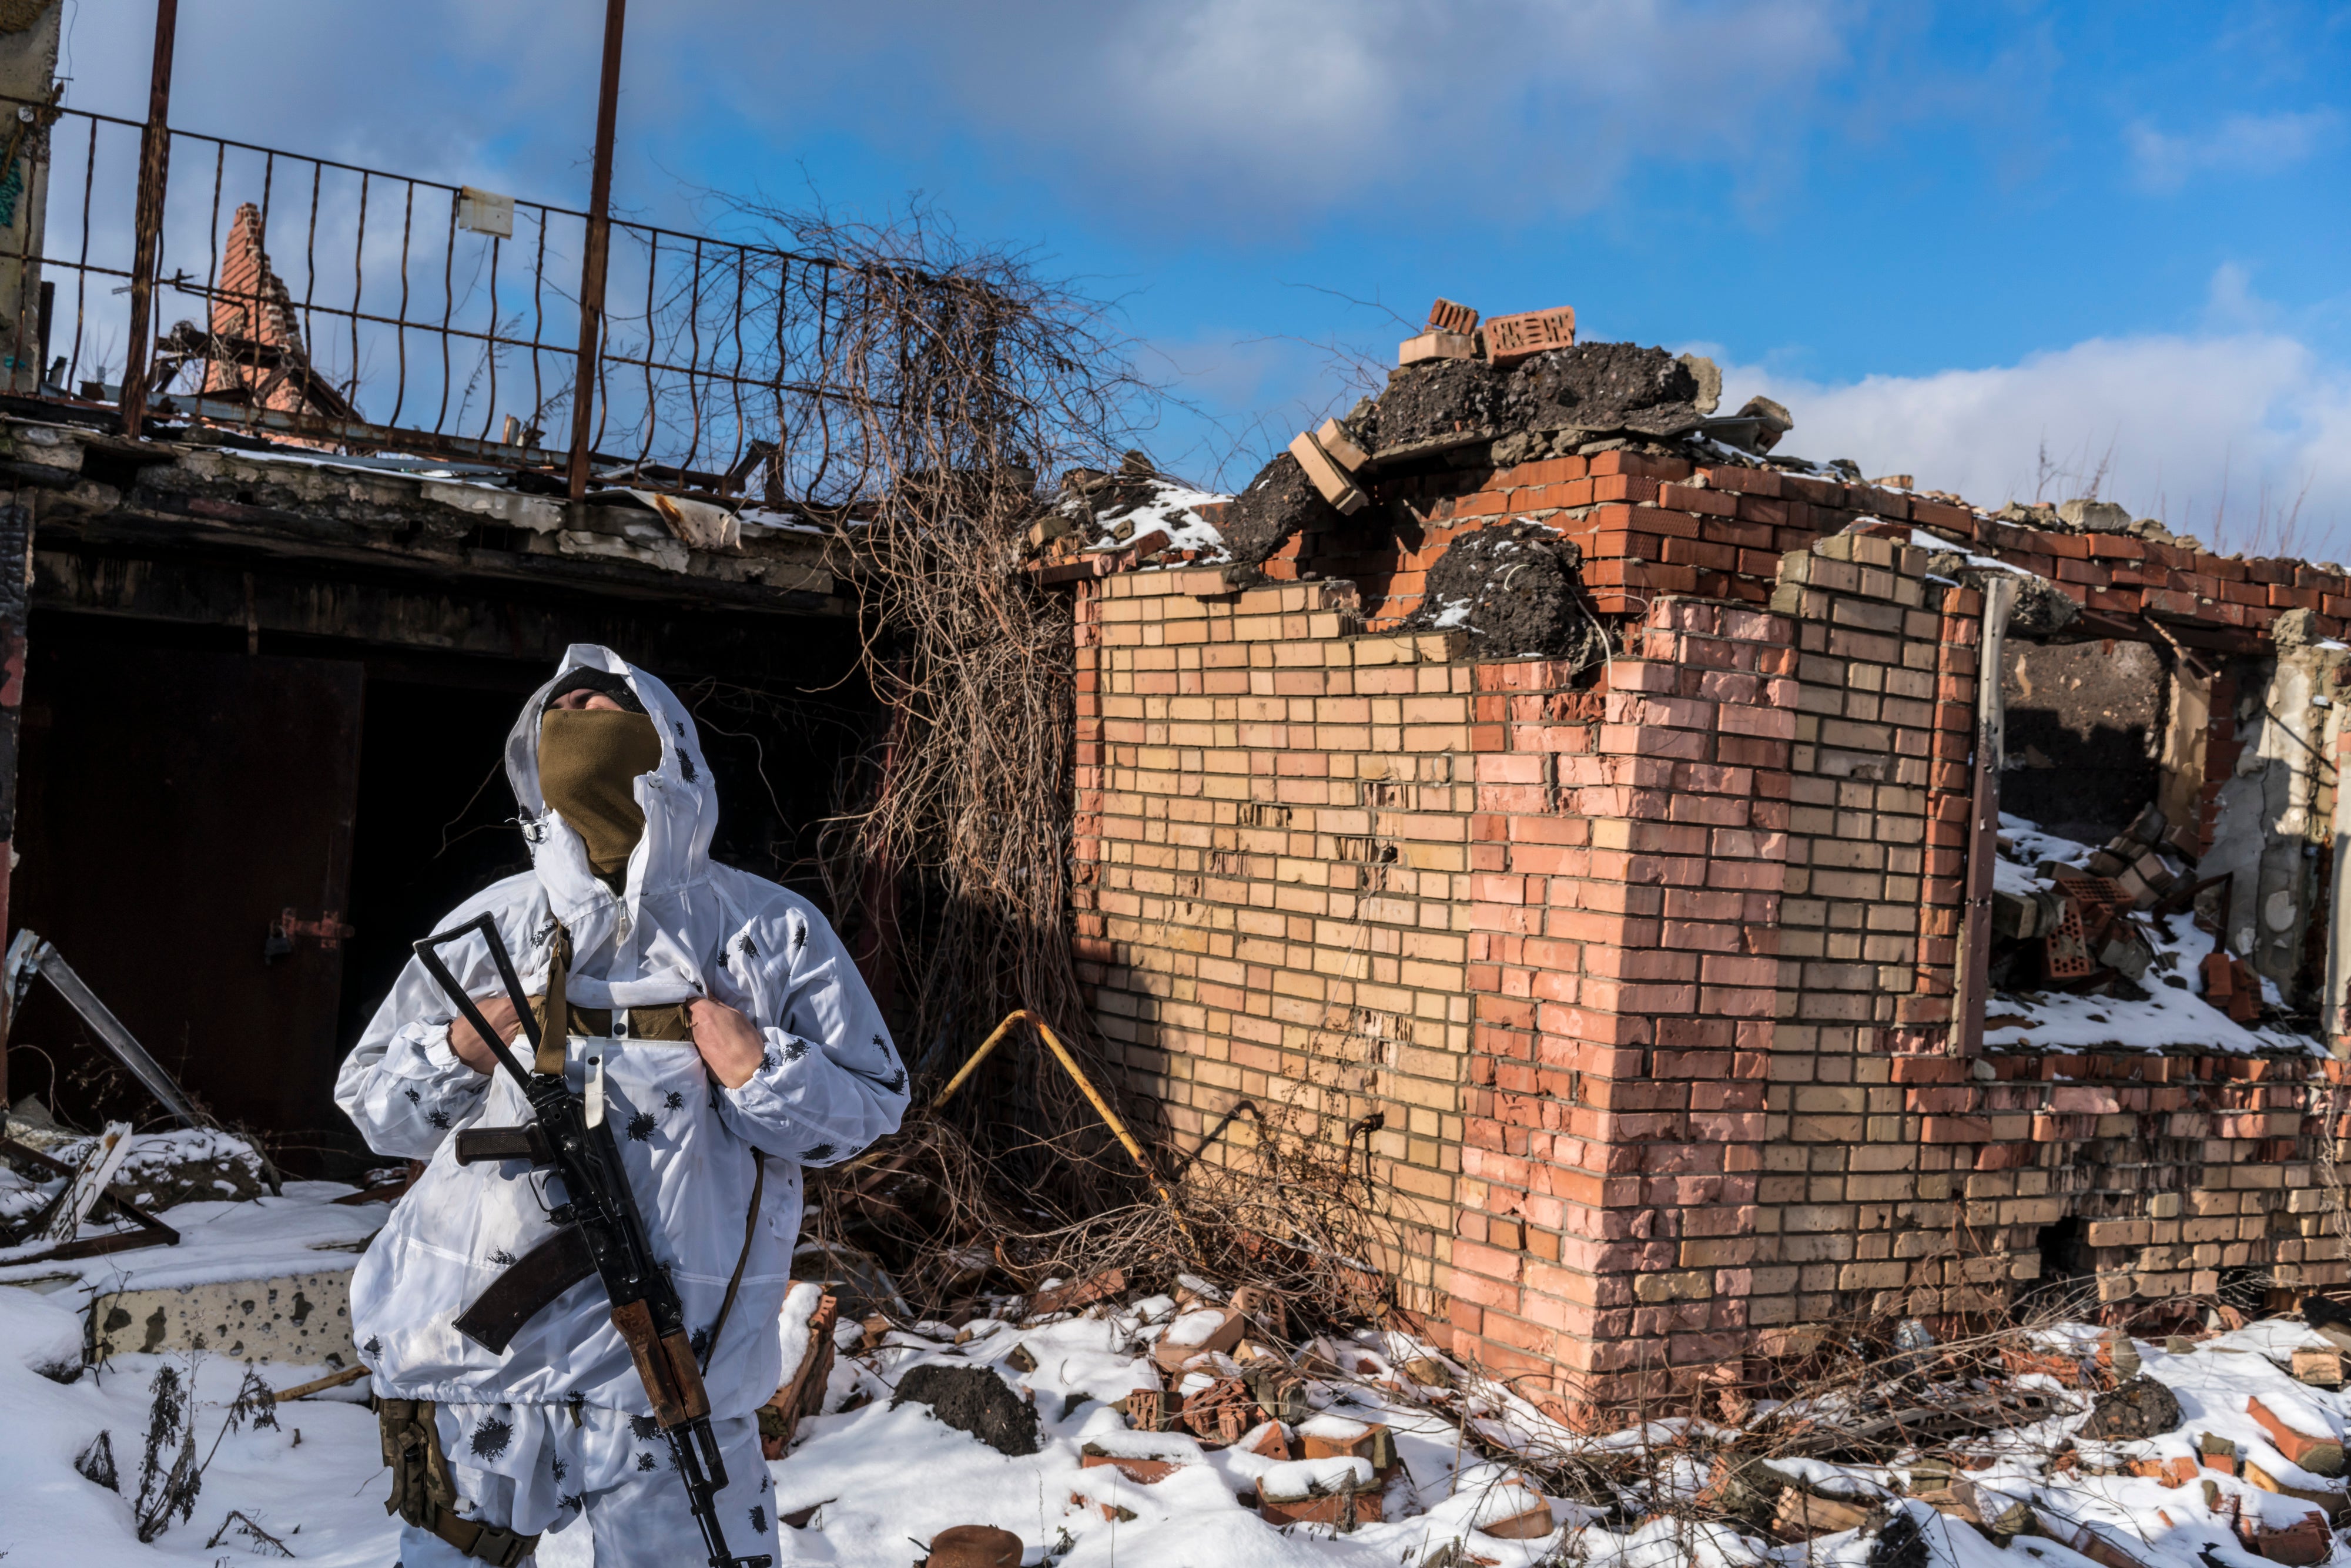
[1483,306,1578,366]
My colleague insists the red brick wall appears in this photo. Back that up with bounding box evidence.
[1069,480,2346,1428]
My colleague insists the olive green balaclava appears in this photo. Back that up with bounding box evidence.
[538,706,664,877]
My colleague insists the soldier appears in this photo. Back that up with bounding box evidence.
[337,646,906,1566]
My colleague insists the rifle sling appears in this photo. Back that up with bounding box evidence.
[453,1225,597,1354]
[535,923,571,1076]
[700,1151,764,1373]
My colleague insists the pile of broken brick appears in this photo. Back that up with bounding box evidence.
[771,1267,1552,1543]
[1203,297,1798,572]
[1707,1316,2351,1568]
[1990,803,2256,1007]
[1024,297,1803,595]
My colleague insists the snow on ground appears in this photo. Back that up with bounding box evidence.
[0,1180,386,1293]
[10,1175,2351,1568]
[1983,814,2317,1056]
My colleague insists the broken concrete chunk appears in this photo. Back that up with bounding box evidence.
[2274,606,2322,652]
[2057,497,2134,533]
[1242,1360,1310,1424]
[1953,1479,2036,1538]
[1214,451,1345,566]
[1371,356,1502,455]
[1402,520,1602,663]
[1483,306,1578,367]
[1736,395,1794,453]
[1679,353,1723,417]
[2081,1375,2183,1440]
[1399,1356,1452,1389]
[1500,342,1710,438]
[2001,568,2082,635]
[1287,430,1369,515]
[1993,888,2068,941]
[892,1363,1042,1456]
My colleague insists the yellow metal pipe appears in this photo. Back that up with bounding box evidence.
[932,1010,1027,1110]
[866,1009,1200,1259]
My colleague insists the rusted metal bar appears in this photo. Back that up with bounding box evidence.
[391,179,413,427]
[528,204,547,434]
[480,232,502,440]
[66,117,91,387]
[0,491,26,1098]
[433,186,455,434]
[347,170,366,406]
[682,236,704,474]
[633,228,658,474]
[567,0,627,501]
[1953,575,2016,1056]
[116,0,178,437]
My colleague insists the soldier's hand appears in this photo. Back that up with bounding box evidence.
[449,994,523,1075]
[689,997,765,1088]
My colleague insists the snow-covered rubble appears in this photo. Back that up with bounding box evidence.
[9,1174,2351,1568]
[1984,815,2317,1056]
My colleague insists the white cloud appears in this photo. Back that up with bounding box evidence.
[2126,108,2338,193]
[1013,0,1860,215]
[66,0,1864,225]
[1725,331,2351,561]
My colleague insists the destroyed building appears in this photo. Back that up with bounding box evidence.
[0,0,2346,1440]
[1044,302,2351,1422]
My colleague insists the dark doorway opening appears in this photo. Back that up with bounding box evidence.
[8,608,875,1178]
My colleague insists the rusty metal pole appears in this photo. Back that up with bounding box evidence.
[565,0,625,501]
[0,485,27,1104]
[118,0,178,438]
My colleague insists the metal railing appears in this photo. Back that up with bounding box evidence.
[0,91,906,505]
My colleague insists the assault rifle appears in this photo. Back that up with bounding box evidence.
[413,913,770,1568]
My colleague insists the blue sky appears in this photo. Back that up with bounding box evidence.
[71,1,2351,556]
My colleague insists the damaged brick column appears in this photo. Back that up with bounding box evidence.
[1448,597,1796,1420]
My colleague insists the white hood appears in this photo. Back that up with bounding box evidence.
[507,644,719,1010]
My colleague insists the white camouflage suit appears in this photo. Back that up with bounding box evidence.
[337,646,907,1565]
